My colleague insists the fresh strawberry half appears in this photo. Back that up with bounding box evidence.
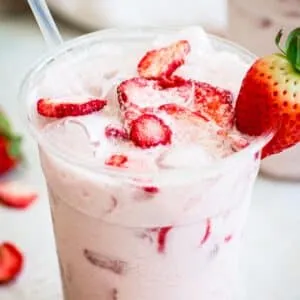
[0,181,38,209]
[105,154,128,167]
[117,77,193,111]
[129,114,172,149]
[0,242,24,284]
[37,97,107,118]
[235,28,300,158]
[137,40,191,79]
[193,81,234,129]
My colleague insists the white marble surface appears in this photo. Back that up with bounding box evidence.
[0,13,300,300]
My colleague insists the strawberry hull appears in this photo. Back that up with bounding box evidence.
[22,27,264,300]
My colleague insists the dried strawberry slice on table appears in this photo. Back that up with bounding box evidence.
[0,181,37,209]
[138,40,191,79]
[235,28,300,158]
[37,97,107,118]
[0,242,24,284]
[129,114,172,149]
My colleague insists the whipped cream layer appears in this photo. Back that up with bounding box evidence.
[28,27,253,175]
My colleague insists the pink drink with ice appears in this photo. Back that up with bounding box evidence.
[22,27,264,300]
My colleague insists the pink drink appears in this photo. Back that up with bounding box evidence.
[21,27,266,300]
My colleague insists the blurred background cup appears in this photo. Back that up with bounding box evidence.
[46,0,228,35]
[0,0,28,13]
[229,0,300,181]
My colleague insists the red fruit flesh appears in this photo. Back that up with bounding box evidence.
[105,124,128,141]
[129,114,172,149]
[105,154,128,167]
[0,136,18,175]
[37,98,107,118]
[138,40,191,79]
[0,242,23,284]
[157,226,172,253]
[193,82,234,128]
[0,181,37,209]
[200,219,211,245]
[143,186,159,193]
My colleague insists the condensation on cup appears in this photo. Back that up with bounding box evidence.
[228,0,300,181]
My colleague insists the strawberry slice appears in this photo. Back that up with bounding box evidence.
[37,97,107,118]
[0,242,23,284]
[105,124,128,141]
[157,226,172,253]
[105,154,128,167]
[138,40,191,79]
[193,81,234,128]
[129,114,172,149]
[0,181,37,209]
[117,77,192,111]
[159,103,209,123]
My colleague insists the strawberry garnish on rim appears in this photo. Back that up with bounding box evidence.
[129,114,172,149]
[235,28,300,158]
[0,181,37,209]
[0,242,24,284]
[37,97,107,118]
[138,40,191,79]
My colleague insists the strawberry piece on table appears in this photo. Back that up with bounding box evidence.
[0,111,22,175]
[129,114,172,149]
[105,154,128,167]
[0,242,24,284]
[193,81,234,129]
[235,28,300,158]
[138,40,191,79]
[0,181,37,209]
[37,97,107,118]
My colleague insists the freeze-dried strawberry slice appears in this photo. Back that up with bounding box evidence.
[37,97,107,118]
[157,226,172,253]
[0,181,37,209]
[129,114,172,149]
[200,219,211,246]
[143,186,159,194]
[117,77,192,111]
[105,154,128,167]
[0,242,23,284]
[193,82,234,128]
[138,40,191,79]
[159,103,209,123]
[105,124,128,141]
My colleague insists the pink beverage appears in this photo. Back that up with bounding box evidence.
[21,27,267,300]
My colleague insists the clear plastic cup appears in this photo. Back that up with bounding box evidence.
[20,28,267,300]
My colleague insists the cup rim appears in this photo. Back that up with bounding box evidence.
[19,27,270,182]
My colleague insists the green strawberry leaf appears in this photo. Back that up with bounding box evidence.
[8,136,22,159]
[0,111,13,138]
[285,28,300,73]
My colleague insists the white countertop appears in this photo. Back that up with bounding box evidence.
[0,13,300,300]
